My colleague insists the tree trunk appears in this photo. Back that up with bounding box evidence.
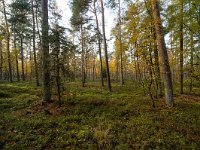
[41,0,51,102]
[25,50,28,80]
[20,35,25,81]
[100,0,112,92]
[0,40,3,80]
[55,29,61,106]
[153,28,162,97]
[92,56,95,81]
[118,0,124,86]
[179,0,184,94]
[116,58,119,81]
[13,29,20,81]
[35,0,42,45]
[29,47,33,81]
[144,0,162,97]
[80,25,85,87]
[2,0,12,83]
[151,0,174,107]
[93,0,104,87]
[32,0,40,86]
[134,55,137,81]
[189,30,194,93]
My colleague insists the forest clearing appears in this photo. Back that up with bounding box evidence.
[0,0,200,149]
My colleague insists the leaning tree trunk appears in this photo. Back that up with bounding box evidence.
[151,0,174,107]
[153,28,162,97]
[2,0,12,83]
[41,0,51,102]
[93,0,104,87]
[100,0,112,92]
[32,0,40,86]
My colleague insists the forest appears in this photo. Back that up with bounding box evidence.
[0,0,200,149]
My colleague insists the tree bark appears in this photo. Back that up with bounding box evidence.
[179,0,184,94]
[80,25,85,87]
[13,28,20,81]
[151,0,174,107]
[0,40,3,80]
[55,28,61,106]
[41,0,51,102]
[153,28,162,97]
[35,0,42,45]
[32,0,40,86]
[189,2,194,93]
[189,30,194,92]
[100,0,112,92]
[20,35,25,81]
[92,56,95,81]
[2,0,12,83]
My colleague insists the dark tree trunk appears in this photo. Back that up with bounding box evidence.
[13,29,20,81]
[92,56,95,81]
[20,35,25,81]
[190,30,194,92]
[151,0,174,107]
[41,0,51,102]
[179,0,184,94]
[55,29,61,106]
[0,40,3,80]
[29,47,33,81]
[100,0,112,92]
[2,0,12,83]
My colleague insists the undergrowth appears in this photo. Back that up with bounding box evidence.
[0,82,199,149]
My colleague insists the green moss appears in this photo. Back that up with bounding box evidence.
[0,82,200,149]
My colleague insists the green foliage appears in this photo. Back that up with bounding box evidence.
[70,0,91,29]
[9,0,32,34]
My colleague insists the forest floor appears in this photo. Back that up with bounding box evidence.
[0,82,200,149]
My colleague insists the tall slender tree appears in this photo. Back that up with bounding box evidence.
[93,0,104,87]
[2,0,12,82]
[41,0,51,102]
[70,0,91,87]
[13,27,20,81]
[151,0,174,107]
[100,0,112,92]
[20,34,25,81]
[179,0,184,94]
